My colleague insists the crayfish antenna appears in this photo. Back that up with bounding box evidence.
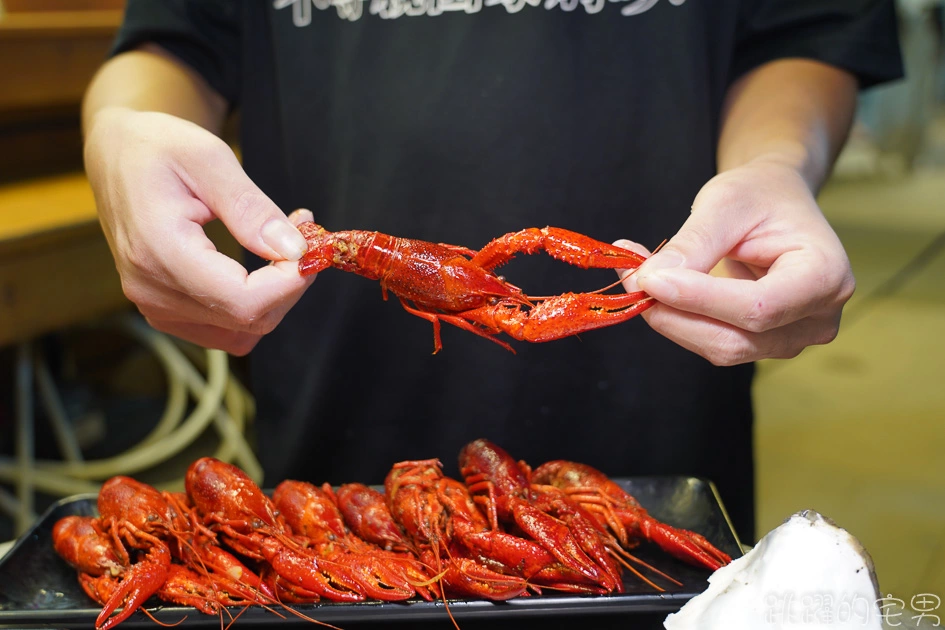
[259,597,343,630]
[607,543,682,590]
[433,544,461,630]
[141,609,187,628]
[614,238,666,286]
[222,603,255,630]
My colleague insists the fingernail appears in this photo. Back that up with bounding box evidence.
[262,219,308,261]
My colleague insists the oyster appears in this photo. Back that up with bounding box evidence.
[665,510,882,629]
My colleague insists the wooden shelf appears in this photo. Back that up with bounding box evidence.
[0,8,123,177]
[0,172,127,346]
[0,172,241,346]
[0,10,123,38]
[0,9,121,111]
[0,172,99,248]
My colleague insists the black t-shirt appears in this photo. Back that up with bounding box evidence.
[112,0,901,543]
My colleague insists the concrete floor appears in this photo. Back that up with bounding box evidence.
[754,113,945,603]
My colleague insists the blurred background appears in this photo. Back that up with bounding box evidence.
[0,0,942,611]
[754,0,945,605]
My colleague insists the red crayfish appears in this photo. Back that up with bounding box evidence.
[458,440,626,592]
[459,440,732,574]
[530,460,733,571]
[384,459,531,602]
[458,439,722,591]
[52,447,735,629]
[52,477,275,630]
[185,457,430,604]
[271,479,437,602]
[298,222,653,352]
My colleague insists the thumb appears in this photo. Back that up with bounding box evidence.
[637,197,740,283]
[182,143,308,262]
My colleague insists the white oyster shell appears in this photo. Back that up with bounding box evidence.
[664,510,882,630]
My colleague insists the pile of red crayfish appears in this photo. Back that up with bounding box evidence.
[53,439,732,630]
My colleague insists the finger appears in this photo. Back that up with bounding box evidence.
[637,250,838,332]
[245,262,314,324]
[642,304,841,366]
[145,317,263,356]
[287,208,315,226]
[712,258,764,281]
[176,141,308,262]
[276,208,317,272]
[634,179,757,286]
[165,227,313,329]
[613,239,652,293]
[129,283,219,327]
[121,223,313,334]
[134,278,307,336]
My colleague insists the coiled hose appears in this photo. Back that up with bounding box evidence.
[0,313,262,537]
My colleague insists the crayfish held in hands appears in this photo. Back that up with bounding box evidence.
[298,222,653,353]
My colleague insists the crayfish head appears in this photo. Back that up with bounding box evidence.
[186,457,281,532]
[98,477,176,537]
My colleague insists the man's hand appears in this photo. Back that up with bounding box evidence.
[85,107,315,355]
[619,157,855,366]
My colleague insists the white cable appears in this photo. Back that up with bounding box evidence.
[136,347,189,448]
[145,331,262,481]
[0,486,25,523]
[162,332,260,480]
[35,323,227,479]
[214,378,249,463]
[0,314,262,532]
[0,465,101,497]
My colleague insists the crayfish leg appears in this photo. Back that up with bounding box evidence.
[637,519,732,571]
[435,243,478,258]
[539,487,630,548]
[397,299,515,354]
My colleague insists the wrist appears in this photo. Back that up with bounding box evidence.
[735,145,821,194]
[82,105,135,144]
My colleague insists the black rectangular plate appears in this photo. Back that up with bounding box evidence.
[0,477,741,628]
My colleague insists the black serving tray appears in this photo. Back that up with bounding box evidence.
[0,478,741,628]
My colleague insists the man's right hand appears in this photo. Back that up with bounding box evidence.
[85,106,315,355]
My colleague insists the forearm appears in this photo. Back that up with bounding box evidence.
[717,58,858,193]
[82,43,228,138]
